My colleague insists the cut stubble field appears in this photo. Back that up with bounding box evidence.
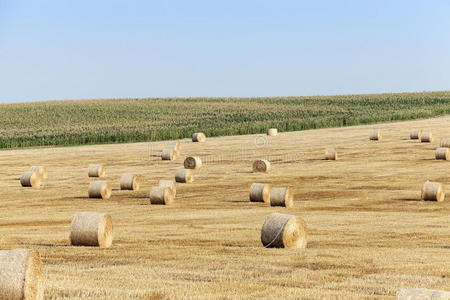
[1,115,450,299]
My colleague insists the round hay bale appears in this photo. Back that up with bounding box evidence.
[421,181,445,202]
[175,169,194,183]
[260,213,307,248]
[184,156,202,169]
[161,148,176,161]
[0,249,45,300]
[410,129,422,140]
[20,172,42,188]
[421,132,433,143]
[192,132,206,142]
[30,166,47,180]
[369,130,381,141]
[150,186,174,205]
[168,140,181,155]
[249,183,271,203]
[88,180,112,200]
[252,159,270,173]
[270,187,294,208]
[159,179,176,196]
[441,138,450,148]
[70,212,113,248]
[435,148,450,160]
[397,288,450,300]
[120,174,141,190]
[267,128,278,136]
[88,164,105,177]
[325,148,337,160]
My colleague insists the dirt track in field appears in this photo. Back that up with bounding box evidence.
[1,116,450,299]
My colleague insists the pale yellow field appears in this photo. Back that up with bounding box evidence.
[1,116,450,299]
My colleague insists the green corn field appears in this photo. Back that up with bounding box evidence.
[1,91,450,149]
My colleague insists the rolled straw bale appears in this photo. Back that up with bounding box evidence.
[421,132,433,143]
[88,164,105,177]
[325,148,337,160]
[120,174,141,190]
[161,148,176,161]
[435,148,450,160]
[261,213,307,248]
[184,156,202,169]
[30,166,47,180]
[410,129,422,140]
[159,179,176,196]
[440,138,450,148]
[397,288,450,300]
[168,140,181,155]
[192,132,206,142]
[175,169,194,183]
[249,183,271,203]
[270,187,294,208]
[20,172,42,188]
[369,130,381,141]
[267,128,278,136]
[70,212,113,248]
[252,159,270,173]
[421,181,445,202]
[0,249,44,300]
[88,180,112,200]
[150,186,174,205]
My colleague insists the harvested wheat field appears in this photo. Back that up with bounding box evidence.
[1,116,450,299]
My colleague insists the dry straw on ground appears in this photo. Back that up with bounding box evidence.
[325,148,337,160]
[261,213,307,248]
[150,186,174,205]
[184,156,202,169]
[369,130,381,141]
[88,164,105,177]
[192,132,206,142]
[435,148,449,160]
[159,179,176,196]
[440,138,450,148]
[120,174,140,190]
[30,166,47,180]
[175,169,194,183]
[252,159,270,173]
[88,180,112,200]
[0,249,45,300]
[396,288,450,299]
[161,148,176,161]
[20,171,42,188]
[410,129,422,140]
[70,212,113,248]
[267,128,278,136]
[270,187,294,208]
[421,181,445,202]
[249,183,271,203]
[421,132,433,143]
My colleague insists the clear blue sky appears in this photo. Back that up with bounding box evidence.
[0,0,449,102]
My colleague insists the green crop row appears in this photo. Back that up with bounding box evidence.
[0,91,449,149]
